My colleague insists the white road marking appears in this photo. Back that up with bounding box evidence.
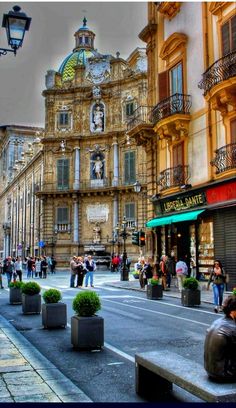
[102,299,210,327]
[107,362,124,366]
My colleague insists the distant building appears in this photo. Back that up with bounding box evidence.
[0,19,148,263]
[128,2,236,289]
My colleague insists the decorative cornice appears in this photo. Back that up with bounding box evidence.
[157,2,181,20]
[139,23,157,43]
[154,114,191,144]
[209,2,233,16]
[159,32,188,61]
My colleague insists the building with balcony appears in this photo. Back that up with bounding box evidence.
[0,19,148,263]
[127,2,236,289]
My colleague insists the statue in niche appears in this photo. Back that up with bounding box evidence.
[91,103,104,132]
[91,152,105,180]
[93,156,103,179]
[93,222,101,244]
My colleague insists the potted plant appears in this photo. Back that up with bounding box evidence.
[9,281,23,305]
[42,288,67,329]
[147,277,163,300]
[132,270,139,280]
[181,277,201,307]
[21,281,41,314]
[71,291,104,350]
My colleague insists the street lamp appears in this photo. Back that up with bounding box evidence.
[117,216,129,281]
[1,5,31,57]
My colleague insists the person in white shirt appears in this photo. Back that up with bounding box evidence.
[176,258,188,292]
[14,256,23,282]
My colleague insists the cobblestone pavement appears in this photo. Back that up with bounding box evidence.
[0,315,91,403]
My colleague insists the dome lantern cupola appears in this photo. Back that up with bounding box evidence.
[73,17,95,52]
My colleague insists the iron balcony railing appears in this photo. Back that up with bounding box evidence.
[127,106,153,131]
[211,142,236,174]
[198,51,236,95]
[151,93,192,124]
[40,174,147,193]
[157,165,190,191]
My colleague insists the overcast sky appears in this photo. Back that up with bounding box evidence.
[0,1,147,127]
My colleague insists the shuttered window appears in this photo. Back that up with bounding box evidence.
[158,71,168,101]
[230,118,236,144]
[125,203,135,219]
[57,207,69,224]
[173,142,184,167]
[221,15,236,56]
[57,159,69,189]
[126,102,134,116]
[124,151,136,184]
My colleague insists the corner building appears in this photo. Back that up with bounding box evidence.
[128,2,236,289]
[38,19,148,262]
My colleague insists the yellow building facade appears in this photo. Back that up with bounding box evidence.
[0,19,148,265]
[128,2,236,289]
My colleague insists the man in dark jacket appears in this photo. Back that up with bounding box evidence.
[4,256,14,287]
[204,295,236,381]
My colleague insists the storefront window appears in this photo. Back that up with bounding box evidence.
[198,218,214,281]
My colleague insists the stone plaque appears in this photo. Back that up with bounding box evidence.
[86,204,109,223]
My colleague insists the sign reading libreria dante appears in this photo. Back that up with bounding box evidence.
[161,192,206,213]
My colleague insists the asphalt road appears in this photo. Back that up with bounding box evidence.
[0,271,221,403]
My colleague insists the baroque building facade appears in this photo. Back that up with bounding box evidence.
[128,2,236,289]
[0,19,148,264]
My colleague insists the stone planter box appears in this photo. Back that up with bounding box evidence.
[147,284,163,300]
[9,287,22,305]
[22,293,41,314]
[181,289,201,307]
[71,315,104,350]
[42,302,67,329]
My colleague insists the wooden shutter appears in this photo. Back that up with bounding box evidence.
[230,119,236,144]
[57,159,69,189]
[222,21,230,56]
[124,151,136,183]
[158,71,169,101]
[125,203,135,219]
[173,142,184,167]
[232,15,236,52]
[57,207,68,224]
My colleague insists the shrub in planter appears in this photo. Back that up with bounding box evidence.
[147,277,163,300]
[9,281,23,304]
[71,291,104,349]
[132,271,139,279]
[182,277,200,307]
[21,281,41,314]
[42,288,67,329]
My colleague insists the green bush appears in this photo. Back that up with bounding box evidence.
[149,277,160,286]
[9,281,24,289]
[72,291,101,317]
[21,281,41,295]
[183,277,199,291]
[43,288,62,304]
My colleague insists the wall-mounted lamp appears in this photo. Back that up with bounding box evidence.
[180,183,192,190]
[1,5,31,57]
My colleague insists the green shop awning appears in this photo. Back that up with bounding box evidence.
[146,209,205,228]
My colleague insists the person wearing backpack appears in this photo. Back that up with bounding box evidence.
[176,257,188,292]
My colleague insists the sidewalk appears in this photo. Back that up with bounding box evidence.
[0,315,91,403]
[104,277,231,305]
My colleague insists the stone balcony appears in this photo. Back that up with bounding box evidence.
[211,142,236,175]
[126,105,155,146]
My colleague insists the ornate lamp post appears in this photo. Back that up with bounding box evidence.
[1,5,31,57]
[117,216,129,281]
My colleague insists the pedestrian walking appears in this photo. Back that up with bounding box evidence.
[35,258,41,278]
[166,253,176,287]
[207,260,226,313]
[0,259,4,289]
[143,256,154,284]
[136,256,145,289]
[41,256,48,279]
[175,257,188,292]
[27,257,34,278]
[160,255,168,290]
[50,256,57,274]
[84,255,96,287]
[4,256,14,287]
[70,256,77,287]
[14,256,23,282]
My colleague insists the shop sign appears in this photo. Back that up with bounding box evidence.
[161,192,206,213]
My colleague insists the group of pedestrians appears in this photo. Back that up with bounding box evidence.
[70,254,96,288]
[0,255,57,287]
[111,253,131,272]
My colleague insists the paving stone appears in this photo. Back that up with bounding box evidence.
[45,379,85,396]
[0,385,11,398]
[0,357,28,367]
[3,371,44,385]
[0,365,33,373]
[14,393,62,402]
[37,368,67,381]
[60,394,92,402]
[8,382,53,396]
[0,397,14,402]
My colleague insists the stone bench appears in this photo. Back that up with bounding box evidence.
[135,351,236,402]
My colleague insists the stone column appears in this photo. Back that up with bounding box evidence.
[73,197,79,243]
[112,137,119,186]
[113,194,119,228]
[73,147,80,190]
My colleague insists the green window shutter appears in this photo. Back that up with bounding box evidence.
[124,151,136,184]
[57,159,69,189]
[57,207,68,224]
[125,203,135,219]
